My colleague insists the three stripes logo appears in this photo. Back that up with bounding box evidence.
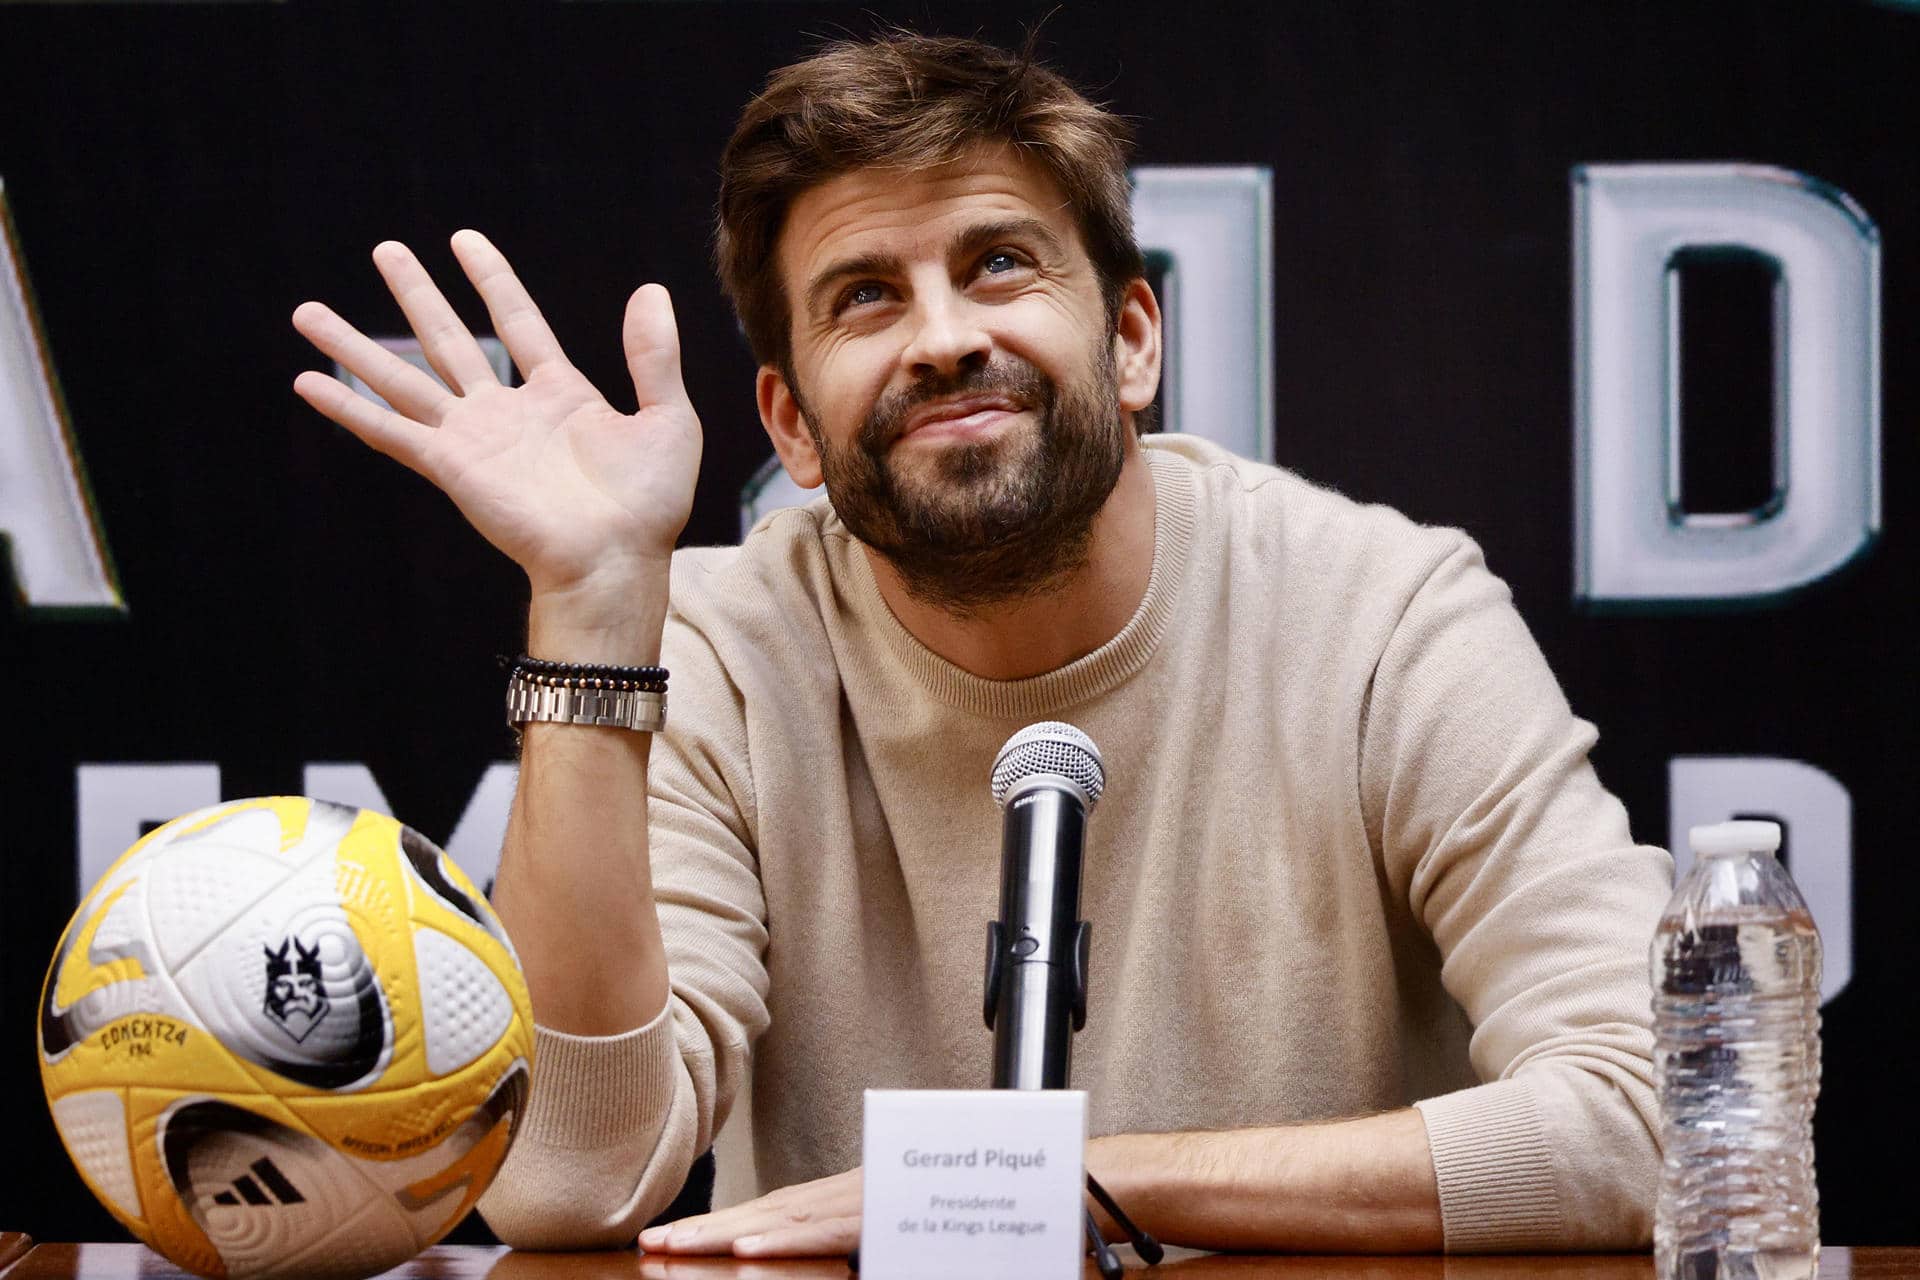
[210,1157,305,1208]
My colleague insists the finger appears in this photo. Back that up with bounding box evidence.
[733,1217,860,1258]
[639,1169,860,1255]
[292,301,454,424]
[644,1192,855,1256]
[639,1208,750,1254]
[370,240,501,393]
[292,370,435,476]
[448,229,569,379]
[623,283,692,410]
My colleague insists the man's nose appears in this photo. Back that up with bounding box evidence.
[900,290,991,379]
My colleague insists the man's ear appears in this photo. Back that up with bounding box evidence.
[757,364,824,489]
[1113,277,1163,417]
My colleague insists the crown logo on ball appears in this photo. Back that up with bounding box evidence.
[262,938,329,1043]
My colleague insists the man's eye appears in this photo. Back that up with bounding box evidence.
[982,251,1021,275]
[840,282,886,311]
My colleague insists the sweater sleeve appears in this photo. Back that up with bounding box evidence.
[477,606,770,1248]
[1359,534,1673,1252]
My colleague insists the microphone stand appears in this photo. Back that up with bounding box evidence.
[982,921,1164,1280]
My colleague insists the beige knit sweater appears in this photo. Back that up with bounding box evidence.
[478,435,1674,1252]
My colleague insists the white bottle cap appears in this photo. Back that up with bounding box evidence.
[1689,819,1783,857]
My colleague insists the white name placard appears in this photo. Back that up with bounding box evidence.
[861,1089,1087,1280]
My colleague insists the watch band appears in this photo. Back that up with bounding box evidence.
[506,669,667,733]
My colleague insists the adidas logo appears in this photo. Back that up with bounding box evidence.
[210,1158,306,1207]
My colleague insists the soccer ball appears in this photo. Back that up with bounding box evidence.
[39,797,534,1280]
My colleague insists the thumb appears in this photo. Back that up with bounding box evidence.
[623,283,691,410]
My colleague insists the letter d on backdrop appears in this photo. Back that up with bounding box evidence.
[0,180,121,613]
[1574,165,1880,607]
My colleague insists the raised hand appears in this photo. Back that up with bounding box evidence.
[292,231,702,610]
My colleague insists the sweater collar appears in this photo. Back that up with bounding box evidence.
[848,444,1198,718]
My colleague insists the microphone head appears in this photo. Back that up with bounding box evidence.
[991,722,1105,811]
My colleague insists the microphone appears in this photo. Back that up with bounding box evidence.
[975,723,1165,1279]
[983,721,1105,1091]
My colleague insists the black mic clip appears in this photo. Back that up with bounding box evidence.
[982,921,1091,1031]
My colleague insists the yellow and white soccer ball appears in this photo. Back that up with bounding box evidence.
[39,797,534,1280]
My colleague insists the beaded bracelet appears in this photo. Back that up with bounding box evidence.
[510,653,668,680]
[500,654,669,691]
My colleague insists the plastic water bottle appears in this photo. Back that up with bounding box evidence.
[1652,820,1821,1280]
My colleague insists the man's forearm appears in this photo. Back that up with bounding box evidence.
[488,581,673,1035]
[1088,1108,1444,1253]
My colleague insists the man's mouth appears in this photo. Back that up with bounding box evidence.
[899,395,1025,443]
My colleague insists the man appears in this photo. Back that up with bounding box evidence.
[292,33,1671,1257]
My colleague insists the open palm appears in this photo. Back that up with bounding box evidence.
[292,230,701,598]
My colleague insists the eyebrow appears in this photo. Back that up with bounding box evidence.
[803,216,1069,319]
[950,216,1068,264]
[805,249,906,318]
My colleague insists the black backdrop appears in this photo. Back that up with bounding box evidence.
[2,0,1915,1248]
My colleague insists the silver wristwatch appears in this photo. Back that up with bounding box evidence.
[505,670,667,733]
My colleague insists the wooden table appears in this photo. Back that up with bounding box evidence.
[2,1245,1917,1278]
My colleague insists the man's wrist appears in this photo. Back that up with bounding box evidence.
[1083,1115,1443,1253]
[527,565,671,665]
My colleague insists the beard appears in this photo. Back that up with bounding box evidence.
[793,341,1131,618]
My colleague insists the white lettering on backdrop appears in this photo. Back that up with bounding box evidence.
[0,180,122,612]
[1668,755,1853,1004]
[1573,164,1881,606]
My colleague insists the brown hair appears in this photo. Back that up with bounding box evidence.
[714,32,1143,369]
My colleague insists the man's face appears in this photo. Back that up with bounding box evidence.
[270,973,324,1018]
[763,145,1141,613]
